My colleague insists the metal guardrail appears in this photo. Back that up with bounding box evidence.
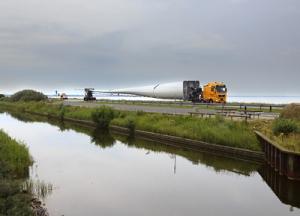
[94,99,285,112]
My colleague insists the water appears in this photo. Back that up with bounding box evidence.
[0,111,300,216]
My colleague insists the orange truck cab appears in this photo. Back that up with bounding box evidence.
[202,82,227,103]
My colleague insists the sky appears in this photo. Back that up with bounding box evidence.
[0,0,299,95]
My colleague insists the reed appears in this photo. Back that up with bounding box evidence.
[0,130,33,215]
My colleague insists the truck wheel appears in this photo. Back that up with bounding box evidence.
[209,99,213,103]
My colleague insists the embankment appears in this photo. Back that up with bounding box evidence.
[0,101,264,161]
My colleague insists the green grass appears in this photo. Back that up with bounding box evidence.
[250,119,300,152]
[249,104,300,152]
[112,113,260,151]
[0,130,32,178]
[0,130,33,215]
[0,101,261,151]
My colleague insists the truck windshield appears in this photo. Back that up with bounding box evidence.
[216,85,227,93]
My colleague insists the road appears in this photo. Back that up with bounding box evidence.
[63,100,279,120]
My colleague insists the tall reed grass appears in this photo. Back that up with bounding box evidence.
[0,130,33,215]
[0,130,32,178]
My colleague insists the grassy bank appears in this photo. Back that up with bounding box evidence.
[0,101,261,151]
[251,104,300,152]
[2,111,261,176]
[0,130,33,215]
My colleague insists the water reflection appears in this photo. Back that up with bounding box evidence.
[1,110,300,215]
[91,128,115,149]
[259,164,300,209]
[22,179,53,200]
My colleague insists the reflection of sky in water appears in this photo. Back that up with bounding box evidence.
[0,113,299,216]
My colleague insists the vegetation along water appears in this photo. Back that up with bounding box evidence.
[0,129,33,215]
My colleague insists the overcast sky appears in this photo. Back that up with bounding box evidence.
[0,0,299,95]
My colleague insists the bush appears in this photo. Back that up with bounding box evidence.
[124,116,136,134]
[280,103,300,120]
[272,118,298,135]
[10,90,47,102]
[58,104,66,121]
[0,94,8,101]
[91,106,115,128]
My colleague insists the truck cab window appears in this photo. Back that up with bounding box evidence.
[216,85,227,93]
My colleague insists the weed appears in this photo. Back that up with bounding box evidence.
[280,103,300,120]
[91,106,115,128]
[272,118,298,135]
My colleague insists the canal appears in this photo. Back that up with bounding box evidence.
[0,111,299,216]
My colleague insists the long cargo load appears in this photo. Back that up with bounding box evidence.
[108,81,200,101]
[85,80,227,103]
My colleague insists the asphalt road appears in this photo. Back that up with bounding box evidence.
[64,100,279,120]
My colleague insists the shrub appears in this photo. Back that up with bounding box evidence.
[91,106,115,128]
[0,94,8,102]
[10,90,47,102]
[280,103,300,120]
[59,106,66,121]
[272,118,298,135]
[125,116,136,134]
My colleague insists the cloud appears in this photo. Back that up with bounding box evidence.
[0,0,299,95]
